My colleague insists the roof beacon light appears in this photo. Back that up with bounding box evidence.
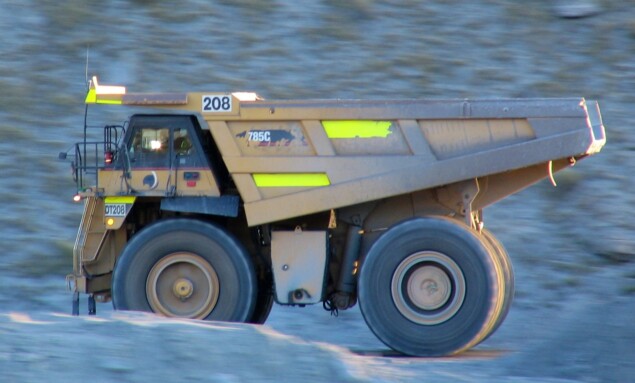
[92,76,126,95]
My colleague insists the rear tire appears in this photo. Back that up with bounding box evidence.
[480,228,514,339]
[112,218,257,322]
[358,217,504,356]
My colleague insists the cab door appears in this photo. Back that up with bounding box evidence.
[126,121,171,195]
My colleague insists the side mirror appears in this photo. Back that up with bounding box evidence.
[58,152,68,160]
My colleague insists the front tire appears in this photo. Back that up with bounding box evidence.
[358,217,504,356]
[112,219,257,322]
[248,265,274,324]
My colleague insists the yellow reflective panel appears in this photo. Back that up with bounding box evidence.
[253,173,330,187]
[104,196,136,204]
[85,88,97,104]
[85,90,123,105]
[96,98,123,105]
[322,120,393,138]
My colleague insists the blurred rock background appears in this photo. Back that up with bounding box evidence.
[0,1,634,381]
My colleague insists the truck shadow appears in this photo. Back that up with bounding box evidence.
[350,348,509,360]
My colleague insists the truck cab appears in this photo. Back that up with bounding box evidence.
[99,114,222,198]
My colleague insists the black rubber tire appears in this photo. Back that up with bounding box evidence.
[358,217,503,357]
[480,228,515,339]
[112,218,257,322]
[247,267,274,324]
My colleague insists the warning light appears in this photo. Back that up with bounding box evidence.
[73,194,82,202]
[104,151,114,164]
[106,218,115,226]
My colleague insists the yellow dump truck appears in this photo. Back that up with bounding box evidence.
[61,76,605,356]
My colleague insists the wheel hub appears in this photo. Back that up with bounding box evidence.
[146,252,220,319]
[391,251,466,325]
[408,266,452,310]
[173,278,194,300]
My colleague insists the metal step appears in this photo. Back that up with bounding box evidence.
[73,197,108,274]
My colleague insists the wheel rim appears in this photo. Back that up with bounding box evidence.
[146,252,220,319]
[391,251,466,325]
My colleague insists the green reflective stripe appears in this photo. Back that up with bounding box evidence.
[105,196,136,204]
[323,120,393,138]
[253,173,330,187]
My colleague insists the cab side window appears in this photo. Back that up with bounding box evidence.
[128,127,170,168]
[174,128,194,156]
[125,115,206,169]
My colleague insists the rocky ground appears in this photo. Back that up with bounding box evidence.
[1,0,634,381]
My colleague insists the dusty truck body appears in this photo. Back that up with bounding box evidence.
[62,77,605,356]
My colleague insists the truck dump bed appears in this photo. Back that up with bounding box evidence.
[89,80,606,226]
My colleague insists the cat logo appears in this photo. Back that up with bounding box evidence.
[142,171,158,190]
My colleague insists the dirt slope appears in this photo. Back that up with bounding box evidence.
[1,1,634,381]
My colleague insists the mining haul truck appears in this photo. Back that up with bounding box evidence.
[61,76,605,356]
